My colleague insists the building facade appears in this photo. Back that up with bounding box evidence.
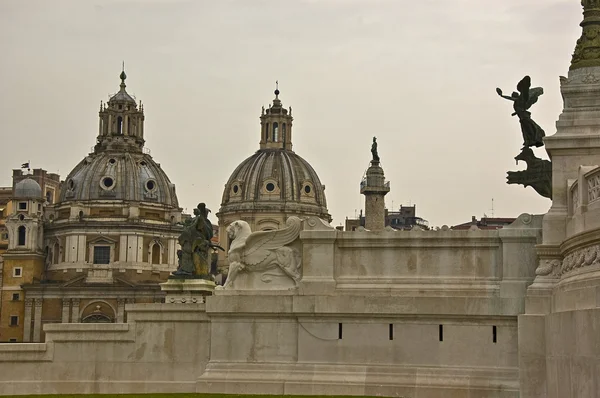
[0,72,183,343]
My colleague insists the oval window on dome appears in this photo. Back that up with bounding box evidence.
[304,185,311,194]
[266,182,275,192]
[102,177,114,189]
[140,161,147,167]
[68,179,75,190]
[233,184,239,194]
[109,158,116,164]
[146,179,156,191]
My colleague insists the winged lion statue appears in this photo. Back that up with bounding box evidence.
[220,216,302,289]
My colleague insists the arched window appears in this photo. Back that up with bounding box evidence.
[17,226,26,246]
[282,123,287,144]
[151,243,161,264]
[265,123,269,141]
[82,313,112,323]
[117,116,123,134]
[273,122,279,142]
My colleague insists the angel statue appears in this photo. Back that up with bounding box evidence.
[496,76,546,148]
[218,216,302,290]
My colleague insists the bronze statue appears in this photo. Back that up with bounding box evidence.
[371,137,380,162]
[496,76,545,148]
[507,147,552,199]
[171,203,223,279]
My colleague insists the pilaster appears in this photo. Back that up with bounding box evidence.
[22,298,33,342]
[71,298,80,323]
[61,298,71,323]
[116,299,125,323]
[32,299,42,342]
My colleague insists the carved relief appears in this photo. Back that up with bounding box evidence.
[570,0,600,70]
[560,244,600,275]
[219,216,302,290]
[535,259,561,277]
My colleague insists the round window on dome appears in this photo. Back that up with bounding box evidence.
[304,185,311,194]
[68,179,75,190]
[109,158,116,164]
[266,182,276,192]
[146,180,156,191]
[232,184,239,194]
[140,161,147,167]
[102,177,114,189]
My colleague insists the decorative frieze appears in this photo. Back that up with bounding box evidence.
[535,259,562,277]
[560,244,600,275]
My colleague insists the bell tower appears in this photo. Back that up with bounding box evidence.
[95,69,145,153]
[259,83,294,151]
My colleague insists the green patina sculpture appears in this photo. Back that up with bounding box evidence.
[571,0,600,70]
[497,76,552,199]
[507,147,552,199]
[496,76,545,148]
[371,137,380,162]
[171,203,223,279]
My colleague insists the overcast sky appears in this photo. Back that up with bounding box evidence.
[0,0,583,228]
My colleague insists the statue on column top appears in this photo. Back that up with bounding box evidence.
[371,137,380,162]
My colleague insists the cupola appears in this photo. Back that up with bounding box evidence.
[95,70,145,153]
[259,83,294,151]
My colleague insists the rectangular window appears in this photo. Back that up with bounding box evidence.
[13,267,22,277]
[10,316,18,326]
[338,323,343,339]
[18,202,27,210]
[493,325,497,343]
[439,324,444,342]
[93,246,111,264]
[11,293,20,301]
[389,324,394,340]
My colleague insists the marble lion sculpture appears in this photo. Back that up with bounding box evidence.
[220,216,302,289]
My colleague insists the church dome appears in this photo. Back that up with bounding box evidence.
[219,87,330,222]
[57,71,178,208]
[59,151,178,207]
[221,149,328,215]
[14,178,42,199]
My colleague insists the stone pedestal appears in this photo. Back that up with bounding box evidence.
[160,278,216,303]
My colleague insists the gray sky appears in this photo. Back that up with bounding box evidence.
[0,0,582,228]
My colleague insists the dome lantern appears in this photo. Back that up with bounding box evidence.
[260,82,294,151]
[95,69,145,153]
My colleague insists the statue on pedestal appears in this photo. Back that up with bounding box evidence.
[171,203,223,279]
[496,76,546,148]
[496,76,552,199]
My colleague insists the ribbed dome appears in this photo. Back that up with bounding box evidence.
[220,149,329,218]
[14,178,42,199]
[59,151,179,207]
